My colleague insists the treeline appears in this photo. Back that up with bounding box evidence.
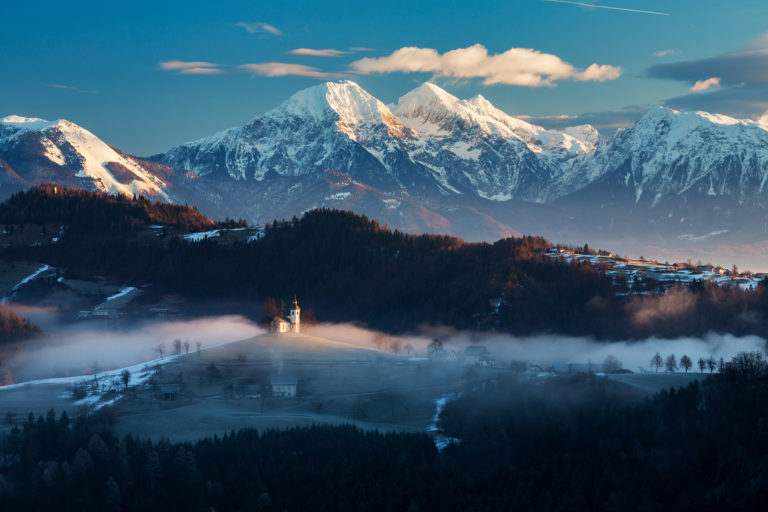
[436,360,768,511]
[0,415,441,512]
[0,305,41,344]
[0,184,245,233]
[3,357,768,510]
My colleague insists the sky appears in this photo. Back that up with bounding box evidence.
[2,0,768,155]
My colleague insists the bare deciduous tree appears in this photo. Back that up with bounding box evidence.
[651,352,663,373]
[120,370,131,391]
[680,355,692,373]
[665,354,678,373]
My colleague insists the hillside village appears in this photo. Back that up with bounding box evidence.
[545,247,766,293]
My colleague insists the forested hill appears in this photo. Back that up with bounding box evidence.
[2,188,768,339]
[0,184,244,233]
[0,305,41,344]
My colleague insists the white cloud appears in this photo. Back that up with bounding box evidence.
[179,67,225,75]
[235,22,282,36]
[349,44,621,87]
[691,77,722,91]
[653,49,678,57]
[757,110,768,123]
[240,62,342,80]
[288,48,349,58]
[159,61,223,75]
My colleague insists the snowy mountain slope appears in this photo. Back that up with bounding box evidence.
[393,82,597,158]
[154,81,435,194]
[0,116,173,201]
[154,81,598,203]
[391,83,597,201]
[559,106,768,206]
[158,81,768,214]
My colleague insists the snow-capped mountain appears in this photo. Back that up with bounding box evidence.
[154,81,431,194]
[391,82,596,201]
[154,81,595,203]
[561,106,768,207]
[0,115,176,200]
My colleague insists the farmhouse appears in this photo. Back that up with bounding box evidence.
[464,346,490,366]
[270,377,298,398]
[271,296,301,334]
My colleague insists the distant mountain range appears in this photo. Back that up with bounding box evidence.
[2,81,768,269]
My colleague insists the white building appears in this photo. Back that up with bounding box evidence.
[271,296,301,334]
[271,377,298,397]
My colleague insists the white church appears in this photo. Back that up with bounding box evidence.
[271,296,301,334]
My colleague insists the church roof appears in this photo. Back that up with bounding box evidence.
[272,316,290,324]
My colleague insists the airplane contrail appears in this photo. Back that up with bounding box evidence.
[542,0,669,16]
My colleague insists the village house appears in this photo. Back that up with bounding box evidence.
[271,296,301,334]
[270,376,298,398]
[464,346,491,366]
[478,355,496,368]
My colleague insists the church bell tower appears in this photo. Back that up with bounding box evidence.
[289,296,301,333]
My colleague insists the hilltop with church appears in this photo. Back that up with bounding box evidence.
[271,296,301,334]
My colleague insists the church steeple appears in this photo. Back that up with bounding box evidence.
[289,295,301,333]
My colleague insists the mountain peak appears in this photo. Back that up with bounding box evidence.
[271,80,377,118]
[1,115,57,136]
[267,80,409,140]
[465,94,494,111]
[395,82,462,117]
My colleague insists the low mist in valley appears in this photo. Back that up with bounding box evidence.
[304,323,767,373]
[4,315,264,383]
[3,312,766,385]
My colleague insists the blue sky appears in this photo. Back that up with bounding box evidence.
[2,0,768,155]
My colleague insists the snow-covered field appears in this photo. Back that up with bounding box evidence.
[183,229,222,242]
[1,264,51,303]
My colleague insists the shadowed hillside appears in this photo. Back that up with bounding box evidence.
[1,187,768,340]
